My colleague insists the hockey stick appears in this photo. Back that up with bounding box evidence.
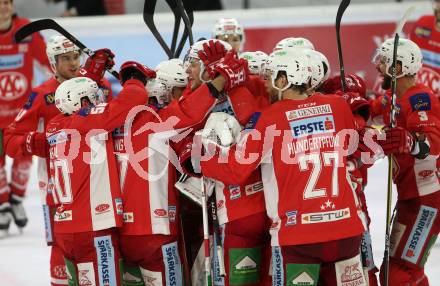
[14,19,119,80]
[143,0,194,59]
[210,196,226,277]
[201,177,212,285]
[335,0,350,92]
[143,0,174,59]
[165,0,182,55]
[174,0,194,58]
[393,5,416,36]
[383,33,399,286]
[383,6,415,286]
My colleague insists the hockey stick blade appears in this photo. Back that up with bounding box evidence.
[394,5,416,36]
[144,0,174,59]
[176,0,193,46]
[165,0,182,56]
[174,3,194,58]
[335,0,350,92]
[15,19,119,79]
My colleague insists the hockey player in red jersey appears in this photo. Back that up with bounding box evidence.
[369,38,440,286]
[200,48,366,286]
[240,50,271,109]
[3,35,81,285]
[47,58,155,286]
[212,18,245,53]
[116,42,251,285]
[410,0,440,96]
[179,39,272,285]
[320,73,379,286]
[0,0,52,235]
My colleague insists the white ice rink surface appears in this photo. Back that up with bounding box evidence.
[0,159,438,285]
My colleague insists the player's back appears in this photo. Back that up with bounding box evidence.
[258,93,364,246]
[47,113,123,234]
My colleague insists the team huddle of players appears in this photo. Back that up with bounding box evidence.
[1,6,440,286]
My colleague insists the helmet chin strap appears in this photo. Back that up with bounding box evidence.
[277,89,283,101]
[272,75,290,101]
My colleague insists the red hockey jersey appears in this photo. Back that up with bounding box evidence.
[47,79,147,233]
[410,15,440,95]
[0,16,51,128]
[115,83,219,236]
[370,84,440,200]
[178,83,269,225]
[201,93,364,246]
[4,77,60,208]
[4,77,112,207]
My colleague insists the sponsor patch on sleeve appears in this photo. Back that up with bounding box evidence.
[44,93,55,105]
[244,112,261,130]
[24,92,38,109]
[78,107,91,117]
[409,93,431,111]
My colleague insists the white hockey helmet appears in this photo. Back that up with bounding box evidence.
[240,51,268,77]
[373,38,422,78]
[212,18,244,40]
[46,35,80,71]
[146,79,169,107]
[266,49,311,96]
[148,59,188,106]
[156,58,188,88]
[302,49,330,90]
[273,37,315,51]
[55,77,101,115]
[184,39,232,80]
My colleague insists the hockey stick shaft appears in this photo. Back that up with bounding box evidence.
[201,178,211,285]
[143,0,174,59]
[210,199,226,277]
[383,33,399,286]
[335,0,350,92]
[383,7,415,285]
[165,0,181,55]
[394,5,416,35]
[15,19,119,80]
[174,3,194,58]
[176,0,194,46]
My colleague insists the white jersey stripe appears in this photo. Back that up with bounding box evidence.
[414,155,440,197]
[261,154,280,246]
[89,133,116,231]
[148,133,171,235]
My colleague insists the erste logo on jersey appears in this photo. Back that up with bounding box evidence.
[0,71,28,101]
[286,104,335,138]
[289,115,335,138]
